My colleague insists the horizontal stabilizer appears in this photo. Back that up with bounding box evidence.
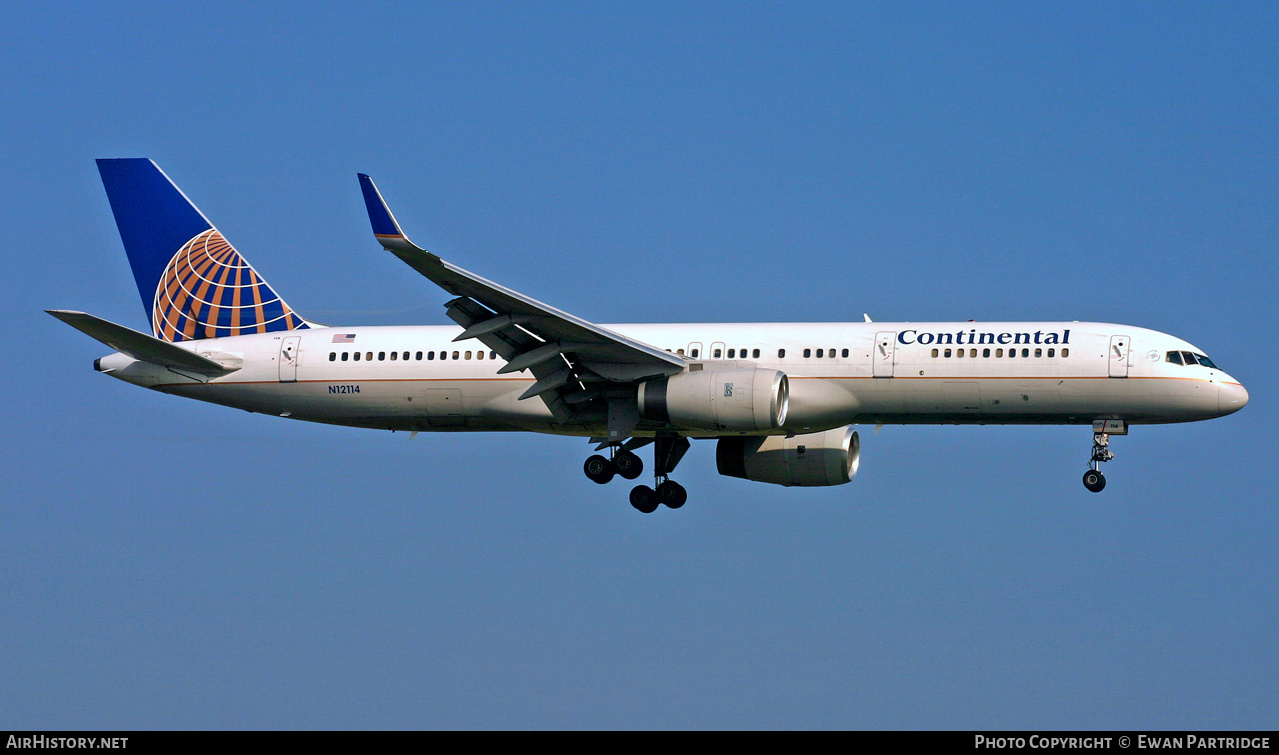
[46,310,237,376]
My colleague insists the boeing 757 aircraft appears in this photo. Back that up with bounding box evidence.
[49,159,1249,512]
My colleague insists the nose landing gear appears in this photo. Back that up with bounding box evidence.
[1083,431,1115,493]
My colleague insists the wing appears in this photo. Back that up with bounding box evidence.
[358,174,685,425]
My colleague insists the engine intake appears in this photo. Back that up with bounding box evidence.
[716,426,860,487]
[638,368,788,432]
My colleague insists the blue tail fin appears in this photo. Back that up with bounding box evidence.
[96,159,309,342]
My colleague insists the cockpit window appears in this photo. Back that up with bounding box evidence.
[1168,350,1219,369]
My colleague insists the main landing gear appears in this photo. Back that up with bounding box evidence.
[1083,431,1115,493]
[584,435,691,513]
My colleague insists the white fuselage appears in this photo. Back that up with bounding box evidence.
[95,320,1248,436]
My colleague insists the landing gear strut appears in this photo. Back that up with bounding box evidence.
[1083,431,1114,493]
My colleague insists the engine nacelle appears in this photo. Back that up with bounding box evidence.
[716,426,860,487]
[638,368,788,432]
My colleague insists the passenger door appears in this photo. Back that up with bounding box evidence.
[873,332,896,378]
[278,336,301,382]
[1109,335,1130,378]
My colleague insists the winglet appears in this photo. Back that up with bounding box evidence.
[358,174,427,256]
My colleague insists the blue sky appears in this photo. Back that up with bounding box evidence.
[2,2,1276,729]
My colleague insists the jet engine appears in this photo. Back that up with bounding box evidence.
[716,426,860,487]
[638,368,788,432]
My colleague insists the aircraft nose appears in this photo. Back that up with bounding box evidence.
[1219,379,1249,416]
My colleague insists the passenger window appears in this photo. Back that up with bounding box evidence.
[439,351,447,360]
[341,352,349,361]
[1008,349,1015,358]
[403,352,410,360]
[354,352,361,361]
[416,351,423,360]
[1034,348,1042,358]
[1021,348,1029,358]
[366,352,373,361]
[677,348,685,356]
[465,351,472,360]
[932,348,939,358]
[1061,348,1069,358]
[477,351,484,360]
[753,349,760,358]
[777,349,785,358]
[329,352,336,361]
[691,349,699,358]
[452,351,460,360]
[490,352,496,360]
[727,349,735,358]
[982,348,990,358]
[841,348,849,358]
[713,348,722,358]
[829,349,836,359]
[816,349,823,358]
[945,348,952,358]
[803,349,811,358]
[390,351,397,361]
[996,348,1003,357]
[1047,348,1055,358]
[428,351,435,360]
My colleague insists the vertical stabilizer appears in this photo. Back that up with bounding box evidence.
[96,158,308,342]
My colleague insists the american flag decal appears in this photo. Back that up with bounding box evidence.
[332,333,356,343]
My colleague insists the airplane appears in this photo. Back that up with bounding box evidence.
[49,159,1249,513]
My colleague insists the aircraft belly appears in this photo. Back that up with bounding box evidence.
[165,379,540,431]
[479,386,560,432]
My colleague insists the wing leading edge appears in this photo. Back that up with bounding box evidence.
[357,174,685,423]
